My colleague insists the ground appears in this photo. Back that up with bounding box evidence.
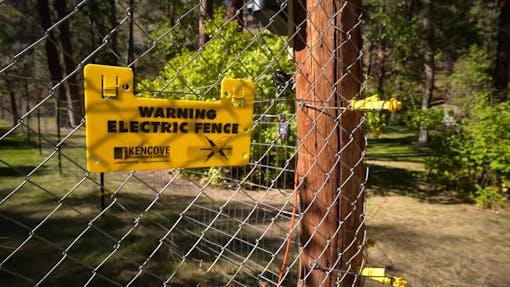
[1,118,509,286]
[365,195,510,287]
[364,132,510,287]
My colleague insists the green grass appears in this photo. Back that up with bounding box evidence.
[2,118,510,286]
[365,131,436,200]
[364,130,510,287]
[1,117,290,286]
[365,130,462,203]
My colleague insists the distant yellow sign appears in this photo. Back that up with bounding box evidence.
[84,64,254,172]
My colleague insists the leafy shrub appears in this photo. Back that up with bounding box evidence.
[365,112,387,138]
[410,107,444,131]
[137,8,295,186]
[426,46,509,207]
[427,102,509,207]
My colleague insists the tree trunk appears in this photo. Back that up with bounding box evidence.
[88,0,97,63]
[24,80,31,142]
[6,80,19,128]
[54,0,83,127]
[11,90,20,126]
[127,0,135,65]
[376,42,386,95]
[227,0,243,27]
[198,0,214,48]
[37,0,66,127]
[494,0,510,102]
[38,0,63,84]
[108,0,119,65]
[294,0,365,286]
[407,0,417,21]
[168,1,176,26]
[365,40,373,77]
[419,0,434,147]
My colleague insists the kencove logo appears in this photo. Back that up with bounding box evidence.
[113,146,170,160]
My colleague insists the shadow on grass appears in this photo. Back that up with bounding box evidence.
[365,130,464,204]
[0,165,52,177]
[367,163,460,204]
[367,154,426,163]
[367,164,421,194]
[0,135,40,149]
[0,126,86,150]
[365,222,468,286]
[0,187,292,287]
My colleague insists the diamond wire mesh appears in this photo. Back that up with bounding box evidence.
[0,1,366,286]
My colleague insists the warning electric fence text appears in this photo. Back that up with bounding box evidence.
[107,107,240,134]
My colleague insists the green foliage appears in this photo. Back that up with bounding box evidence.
[448,46,494,114]
[427,102,510,208]
[476,186,507,209]
[138,8,295,185]
[363,0,426,128]
[134,0,202,78]
[365,112,386,139]
[364,0,420,63]
[138,8,293,100]
[426,47,509,207]
[410,107,440,129]
[363,0,500,132]
[207,166,225,185]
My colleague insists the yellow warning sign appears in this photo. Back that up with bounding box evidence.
[84,64,254,172]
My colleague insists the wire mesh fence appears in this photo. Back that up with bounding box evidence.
[1,1,366,286]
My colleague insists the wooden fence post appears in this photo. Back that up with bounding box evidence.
[293,1,365,286]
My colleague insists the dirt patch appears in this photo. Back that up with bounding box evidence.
[365,195,510,287]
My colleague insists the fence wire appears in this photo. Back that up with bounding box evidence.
[0,1,367,286]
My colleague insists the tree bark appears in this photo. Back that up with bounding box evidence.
[37,0,66,127]
[108,0,119,65]
[419,0,434,147]
[336,2,365,285]
[6,80,19,128]
[198,0,214,48]
[127,0,135,65]
[376,42,387,95]
[38,0,63,84]
[494,0,510,102]
[88,0,97,63]
[294,0,365,286]
[54,0,83,127]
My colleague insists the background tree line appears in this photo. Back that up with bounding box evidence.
[363,0,509,207]
[1,0,509,206]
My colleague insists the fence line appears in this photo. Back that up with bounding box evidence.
[0,1,367,286]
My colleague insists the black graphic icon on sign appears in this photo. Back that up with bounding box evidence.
[200,136,232,162]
